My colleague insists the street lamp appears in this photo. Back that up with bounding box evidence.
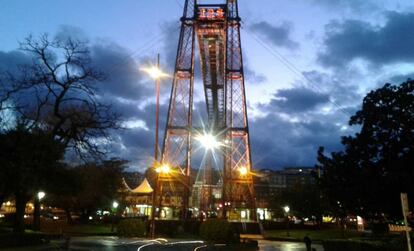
[37,191,46,201]
[151,162,171,238]
[141,54,168,163]
[33,191,46,231]
[111,201,119,232]
[142,54,168,238]
[284,205,290,237]
[112,201,119,209]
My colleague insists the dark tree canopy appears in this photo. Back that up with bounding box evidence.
[0,126,65,232]
[0,34,123,232]
[317,80,414,219]
[46,158,127,222]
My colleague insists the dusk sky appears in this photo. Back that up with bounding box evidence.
[1,0,414,171]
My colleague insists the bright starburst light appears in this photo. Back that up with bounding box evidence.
[156,164,171,174]
[238,166,248,176]
[141,66,169,79]
[195,133,221,150]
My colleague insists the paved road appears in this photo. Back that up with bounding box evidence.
[38,236,324,251]
[258,240,324,251]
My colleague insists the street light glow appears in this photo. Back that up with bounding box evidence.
[141,66,168,80]
[238,166,248,176]
[195,133,221,150]
[283,205,290,213]
[112,201,119,209]
[156,164,171,174]
[37,191,46,200]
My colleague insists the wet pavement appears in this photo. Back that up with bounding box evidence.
[258,240,324,251]
[32,236,324,250]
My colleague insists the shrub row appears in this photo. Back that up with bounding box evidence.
[117,219,146,237]
[116,219,202,238]
[199,219,239,243]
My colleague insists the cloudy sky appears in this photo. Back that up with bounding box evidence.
[1,0,414,171]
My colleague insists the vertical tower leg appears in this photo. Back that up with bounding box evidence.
[158,0,196,220]
[223,0,256,221]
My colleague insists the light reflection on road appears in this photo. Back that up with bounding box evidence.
[49,236,324,251]
[258,240,324,251]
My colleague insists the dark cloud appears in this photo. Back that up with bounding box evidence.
[244,59,267,85]
[387,72,414,85]
[161,21,181,73]
[319,11,414,67]
[92,42,153,101]
[309,0,378,12]
[250,21,299,50]
[0,50,31,74]
[249,112,347,169]
[302,70,361,106]
[54,25,88,42]
[266,87,329,113]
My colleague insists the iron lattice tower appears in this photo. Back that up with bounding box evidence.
[157,0,256,221]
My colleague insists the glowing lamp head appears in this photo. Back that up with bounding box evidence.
[141,66,168,80]
[37,191,46,200]
[283,205,290,213]
[156,164,171,174]
[238,166,248,176]
[195,133,221,150]
[112,201,119,209]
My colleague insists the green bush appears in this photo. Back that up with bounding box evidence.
[117,219,146,237]
[199,219,239,243]
[154,220,201,237]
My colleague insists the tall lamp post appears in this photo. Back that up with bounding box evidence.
[141,54,168,238]
[111,201,119,232]
[284,205,290,237]
[33,191,45,231]
[141,54,168,162]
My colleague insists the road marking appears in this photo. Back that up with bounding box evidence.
[194,244,208,251]
[137,242,156,251]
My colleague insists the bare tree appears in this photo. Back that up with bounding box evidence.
[0,34,121,157]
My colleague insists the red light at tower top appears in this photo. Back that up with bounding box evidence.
[198,7,225,20]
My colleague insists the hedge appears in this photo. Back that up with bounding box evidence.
[117,219,146,237]
[199,219,239,243]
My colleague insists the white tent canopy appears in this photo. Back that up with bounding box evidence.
[127,178,153,194]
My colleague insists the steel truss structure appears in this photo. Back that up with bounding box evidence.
[156,0,256,221]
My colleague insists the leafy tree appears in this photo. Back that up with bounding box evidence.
[65,159,126,219]
[47,159,126,222]
[317,80,414,219]
[279,180,327,226]
[45,165,82,224]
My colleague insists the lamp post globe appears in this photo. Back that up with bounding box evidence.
[37,191,46,201]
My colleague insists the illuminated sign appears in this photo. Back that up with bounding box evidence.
[198,8,225,20]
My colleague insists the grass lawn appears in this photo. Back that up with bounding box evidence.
[264,229,364,242]
[64,224,113,235]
